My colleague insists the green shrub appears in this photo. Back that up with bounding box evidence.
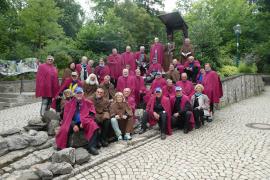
[238,62,257,74]
[219,65,239,77]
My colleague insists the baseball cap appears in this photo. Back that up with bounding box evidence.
[155,87,162,93]
[74,87,84,94]
[175,86,182,91]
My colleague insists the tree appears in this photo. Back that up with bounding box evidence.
[133,0,164,15]
[55,0,84,38]
[19,0,63,52]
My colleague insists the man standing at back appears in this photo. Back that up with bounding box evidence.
[150,37,164,66]
[36,55,59,117]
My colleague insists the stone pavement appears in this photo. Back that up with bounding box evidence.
[0,102,40,132]
[72,87,270,180]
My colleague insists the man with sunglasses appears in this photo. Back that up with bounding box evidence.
[36,55,59,117]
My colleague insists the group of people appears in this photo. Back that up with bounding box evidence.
[35,37,223,155]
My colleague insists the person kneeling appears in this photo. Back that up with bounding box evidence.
[171,86,194,134]
[191,84,210,128]
[139,87,172,140]
[55,87,100,155]
[110,92,134,141]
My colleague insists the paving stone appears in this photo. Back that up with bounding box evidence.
[52,147,76,165]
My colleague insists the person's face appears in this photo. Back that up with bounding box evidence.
[200,69,206,74]
[104,76,110,83]
[75,92,84,100]
[123,70,129,77]
[189,57,194,62]
[169,64,174,71]
[71,75,78,81]
[88,60,94,66]
[205,64,211,71]
[184,39,190,45]
[70,63,75,69]
[195,87,202,93]
[46,58,54,65]
[155,91,162,98]
[99,60,104,66]
[126,47,131,52]
[140,48,145,53]
[81,57,87,64]
[96,89,104,98]
[90,76,96,81]
[123,89,131,97]
[176,90,182,96]
[154,38,159,43]
[64,91,72,98]
[172,59,177,65]
[116,95,123,102]
[181,74,187,81]
[112,49,117,54]
[167,81,173,87]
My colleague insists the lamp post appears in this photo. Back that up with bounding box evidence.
[233,24,241,67]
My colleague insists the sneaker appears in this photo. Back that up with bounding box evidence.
[117,135,123,141]
[124,133,132,140]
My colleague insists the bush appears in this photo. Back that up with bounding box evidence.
[219,65,239,78]
[238,62,257,74]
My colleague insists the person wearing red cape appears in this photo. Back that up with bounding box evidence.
[134,69,147,107]
[121,46,136,72]
[176,73,195,99]
[170,86,195,134]
[162,79,176,100]
[75,56,92,81]
[55,87,99,155]
[107,48,122,85]
[139,87,172,140]
[150,37,164,66]
[184,56,201,83]
[145,58,163,83]
[202,63,223,120]
[116,68,136,95]
[180,38,194,64]
[94,58,110,83]
[134,46,148,76]
[36,55,59,117]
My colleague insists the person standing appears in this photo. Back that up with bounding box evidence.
[107,48,122,85]
[150,37,164,66]
[76,56,91,81]
[36,55,59,117]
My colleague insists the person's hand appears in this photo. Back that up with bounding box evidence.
[80,123,83,129]
[122,115,127,119]
[115,115,120,119]
[153,112,160,120]
[56,96,61,99]
[73,125,79,132]
[173,113,179,117]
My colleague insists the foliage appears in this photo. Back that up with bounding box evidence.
[238,62,257,73]
[219,65,239,78]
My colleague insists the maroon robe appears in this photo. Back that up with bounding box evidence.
[170,95,195,129]
[55,97,99,149]
[162,85,176,99]
[146,96,172,135]
[203,70,223,103]
[134,76,147,104]
[94,65,110,83]
[147,63,163,75]
[116,75,136,93]
[121,52,136,71]
[150,42,164,65]
[176,80,195,99]
[75,64,92,77]
[176,64,185,74]
[134,51,147,62]
[184,60,201,69]
[150,78,167,93]
[107,54,122,79]
[36,63,59,98]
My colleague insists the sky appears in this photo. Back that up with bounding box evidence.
[77,0,178,19]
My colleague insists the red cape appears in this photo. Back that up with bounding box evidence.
[184,60,201,69]
[146,96,172,135]
[107,54,122,79]
[75,64,92,76]
[176,80,195,99]
[176,64,185,74]
[203,71,223,103]
[150,78,167,93]
[116,75,136,93]
[162,85,176,99]
[35,63,59,98]
[134,76,147,104]
[121,52,136,71]
[147,63,163,75]
[135,51,147,62]
[94,65,110,83]
[55,97,99,149]
[150,42,164,65]
[170,95,195,129]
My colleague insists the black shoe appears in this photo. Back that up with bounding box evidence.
[88,147,99,155]
[184,129,189,134]
[195,124,201,129]
[96,142,102,149]
[138,128,146,134]
[101,139,109,147]
[161,133,166,140]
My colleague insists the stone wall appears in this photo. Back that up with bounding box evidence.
[0,80,36,93]
[220,74,265,107]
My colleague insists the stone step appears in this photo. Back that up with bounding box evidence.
[0,92,35,98]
